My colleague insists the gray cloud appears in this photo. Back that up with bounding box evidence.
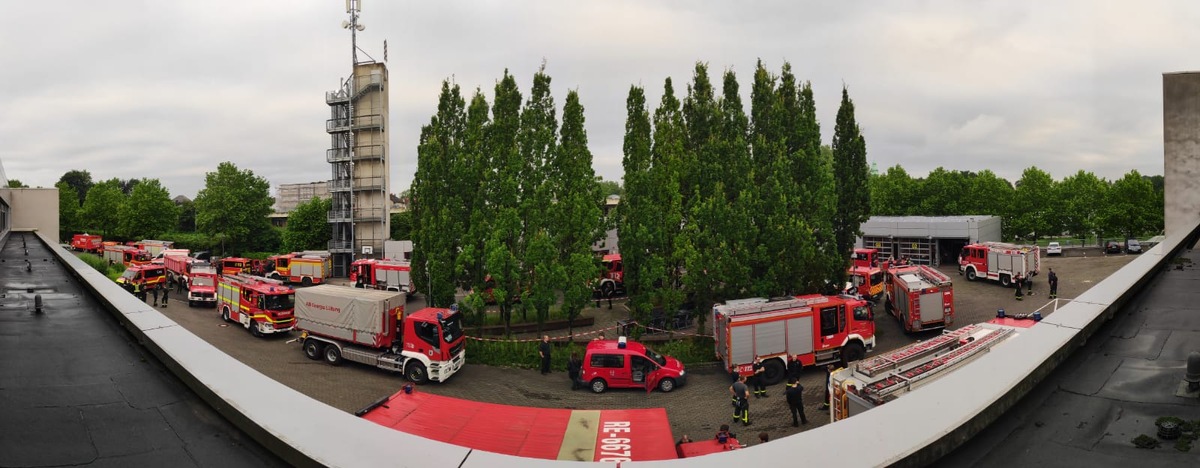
[0,0,1188,198]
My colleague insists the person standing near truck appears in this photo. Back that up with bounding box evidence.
[1048,268,1059,299]
[785,377,808,426]
[538,335,552,375]
[730,374,751,426]
[750,356,768,398]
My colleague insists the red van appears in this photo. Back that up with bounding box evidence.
[581,337,687,393]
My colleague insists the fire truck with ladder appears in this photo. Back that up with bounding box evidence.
[884,264,955,333]
[713,294,876,385]
[958,242,1041,287]
[265,251,332,286]
[350,258,414,293]
[216,273,296,337]
[829,314,1037,421]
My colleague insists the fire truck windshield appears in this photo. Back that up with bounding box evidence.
[854,306,870,321]
[261,293,295,311]
[119,270,136,280]
[440,313,463,343]
[643,346,668,366]
[192,276,214,288]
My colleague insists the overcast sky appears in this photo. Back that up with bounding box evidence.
[1,1,1195,200]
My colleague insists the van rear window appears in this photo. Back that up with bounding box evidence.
[590,354,624,369]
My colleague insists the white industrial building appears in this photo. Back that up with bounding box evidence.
[857,216,1002,266]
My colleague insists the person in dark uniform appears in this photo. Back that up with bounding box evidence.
[176,276,186,294]
[161,283,169,307]
[820,364,834,410]
[750,357,767,398]
[538,335,552,374]
[567,352,583,390]
[1025,274,1034,296]
[133,282,145,303]
[151,284,160,307]
[785,377,808,426]
[786,354,803,381]
[729,375,751,426]
[1014,273,1024,301]
[1048,268,1059,299]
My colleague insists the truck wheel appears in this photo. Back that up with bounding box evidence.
[303,339,323,360]
[323,345,342,366]
[841,342,866,367]
[657,378,676,393]
[601,282,615,299]
[220,307,231,323]
[302,277,313,287]
[965,268,977,281]
[763,359,787,385]
[999,274,1012,287]
[249,320,263,337]
[590,378,608,393]
[405,362,428,384]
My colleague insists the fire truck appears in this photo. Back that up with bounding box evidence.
[163,253,195,284]
[132,240,174,257]
[958,242,1041,287]
[115,264,168,291]
[829,314,1037,421]
[852,248,879,268]
[595,253,624,298]
[713,294,876,385]
[216,273,296,337]
[884,264,955,333]
[350,258,413,293]
[295,284,466,383]
[103,245,151,267]
[70,234,103,253]
[186,263,219,307]
[265,251,332,286]
[218,257,258,276]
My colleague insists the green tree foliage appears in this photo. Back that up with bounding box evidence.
[57,170,93,205]
[412,80,467,308]
[56,181,79,241]
[965,170,1014,217]
[1057,170,1107,241]
[282,197,332,252]
[1103,170,1158,239]
[119,179,179,239]
[193,162,274,255]
[596,178,623,197]
[517,66,558,325]
[869,165,917,215]
[176,199,196,232]
[1010,167,1057,241]
[551,90,603,331]
[645,78,687,319]
[7,179,27,188]
[455,90,493,294]
[483,71,525,329]
[916,168,972,216]
[79,179,125,237]
[832,86,871,265]
[618,85,656,322]
[389,210,413,240]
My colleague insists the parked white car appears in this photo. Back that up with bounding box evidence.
[1046,242,1062,256]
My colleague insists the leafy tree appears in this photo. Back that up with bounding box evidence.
[78,179,125,237]
[517,66,558,325]
[618,85,655,324]
[56,181,79,240]
[550,90,603,332]
[389,211,413,240]
[193,162,274,255]
[870,165,917,215]
[482,71,524,330]
[1009,167,1056,241]
[965,170,1014,217]
[455,89,493,297]
[916,168,971,216]
[644,77,687,320]
[596,178,623,197]
[1102,170,1158,239]
[1057,170,1107,242]
[177,199,197,232]
[832,86,870,264]
[58,170,93,205]
[282,197,332,251]
[119,179,179,239]
[412,80,467,308]
[7,179,27,188]
[117,179,140,195]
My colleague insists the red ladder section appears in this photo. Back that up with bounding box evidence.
[863,327,1015,400]
[856,325,977,377]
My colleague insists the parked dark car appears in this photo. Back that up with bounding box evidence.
[1105,240,1123,254]
[1125,239,1143,254]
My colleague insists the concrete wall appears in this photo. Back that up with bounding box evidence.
[1164,72,1200,238]
[2,187,59,239]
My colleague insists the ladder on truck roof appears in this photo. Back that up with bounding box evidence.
[229,273,285,286]
[719,296,830,317]
[856,325,977,377]
[857,326,1016,401]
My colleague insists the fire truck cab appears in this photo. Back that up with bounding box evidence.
[267,251,332,286]
[103,245,151,267]
[217,274,296,337]
[595,253,624,298]
[115,264,167,291]
[714,294,876,386]
[852,248,879,269]
[187,263,218,307]
[218,257,255,276]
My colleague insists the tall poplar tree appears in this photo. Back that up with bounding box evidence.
[832,87,870,267]
[618,86,654,322]
[647,78,687,320]
[517,66,558,325]
[483,71,525,331]
[552,90,603,331]
[412,81,467,307]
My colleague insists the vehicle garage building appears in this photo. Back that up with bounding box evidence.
[857,216,1001,266]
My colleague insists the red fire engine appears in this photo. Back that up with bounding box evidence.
[115,264,168,291]
[595,253,624,298]
[265,251,331,286]
[884,264,955,332]
[958,242,1041,287]
[713,294,876,385]
[216,273,295,337]
[103,245,151,267]
[187,263,218,307]
[70,234,103,253]
[218,257,257,276]
[350,258,413,293]
[852,248,879,268]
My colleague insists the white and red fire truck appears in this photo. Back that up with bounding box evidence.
[713,294,876,385]
[595,253,625,298]
[70,234,103,253]
[186,263,218,307]
[216,273,296,337]
[829,314,1037,421]
[958,242,1041,287]
[884,264,955,333]
[350,258,413,293]
[295,284,465,383]
[103,245,151,267]
[266,251,332,286]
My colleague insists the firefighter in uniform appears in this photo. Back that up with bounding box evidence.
[1014,273,1024,301]
[785,377,809,426]
[750,357,768,398]
[1048,268,1059,299]
[729,374,751,426]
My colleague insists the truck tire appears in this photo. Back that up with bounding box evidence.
[302,277,313,287]
[601,282,615,299]
[590,378,608,393]
[965,268,977,281]
[405,362,428,384]
[762,359,787,386]
[658,378,677,393]
[999,274,1012,287]
[303,339,323,360]
[841,341,866,367]
[323,345,342,366]
[249,320,263,338]
[220,307,232,323]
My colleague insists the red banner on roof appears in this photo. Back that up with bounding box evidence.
[361,390,677,462]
